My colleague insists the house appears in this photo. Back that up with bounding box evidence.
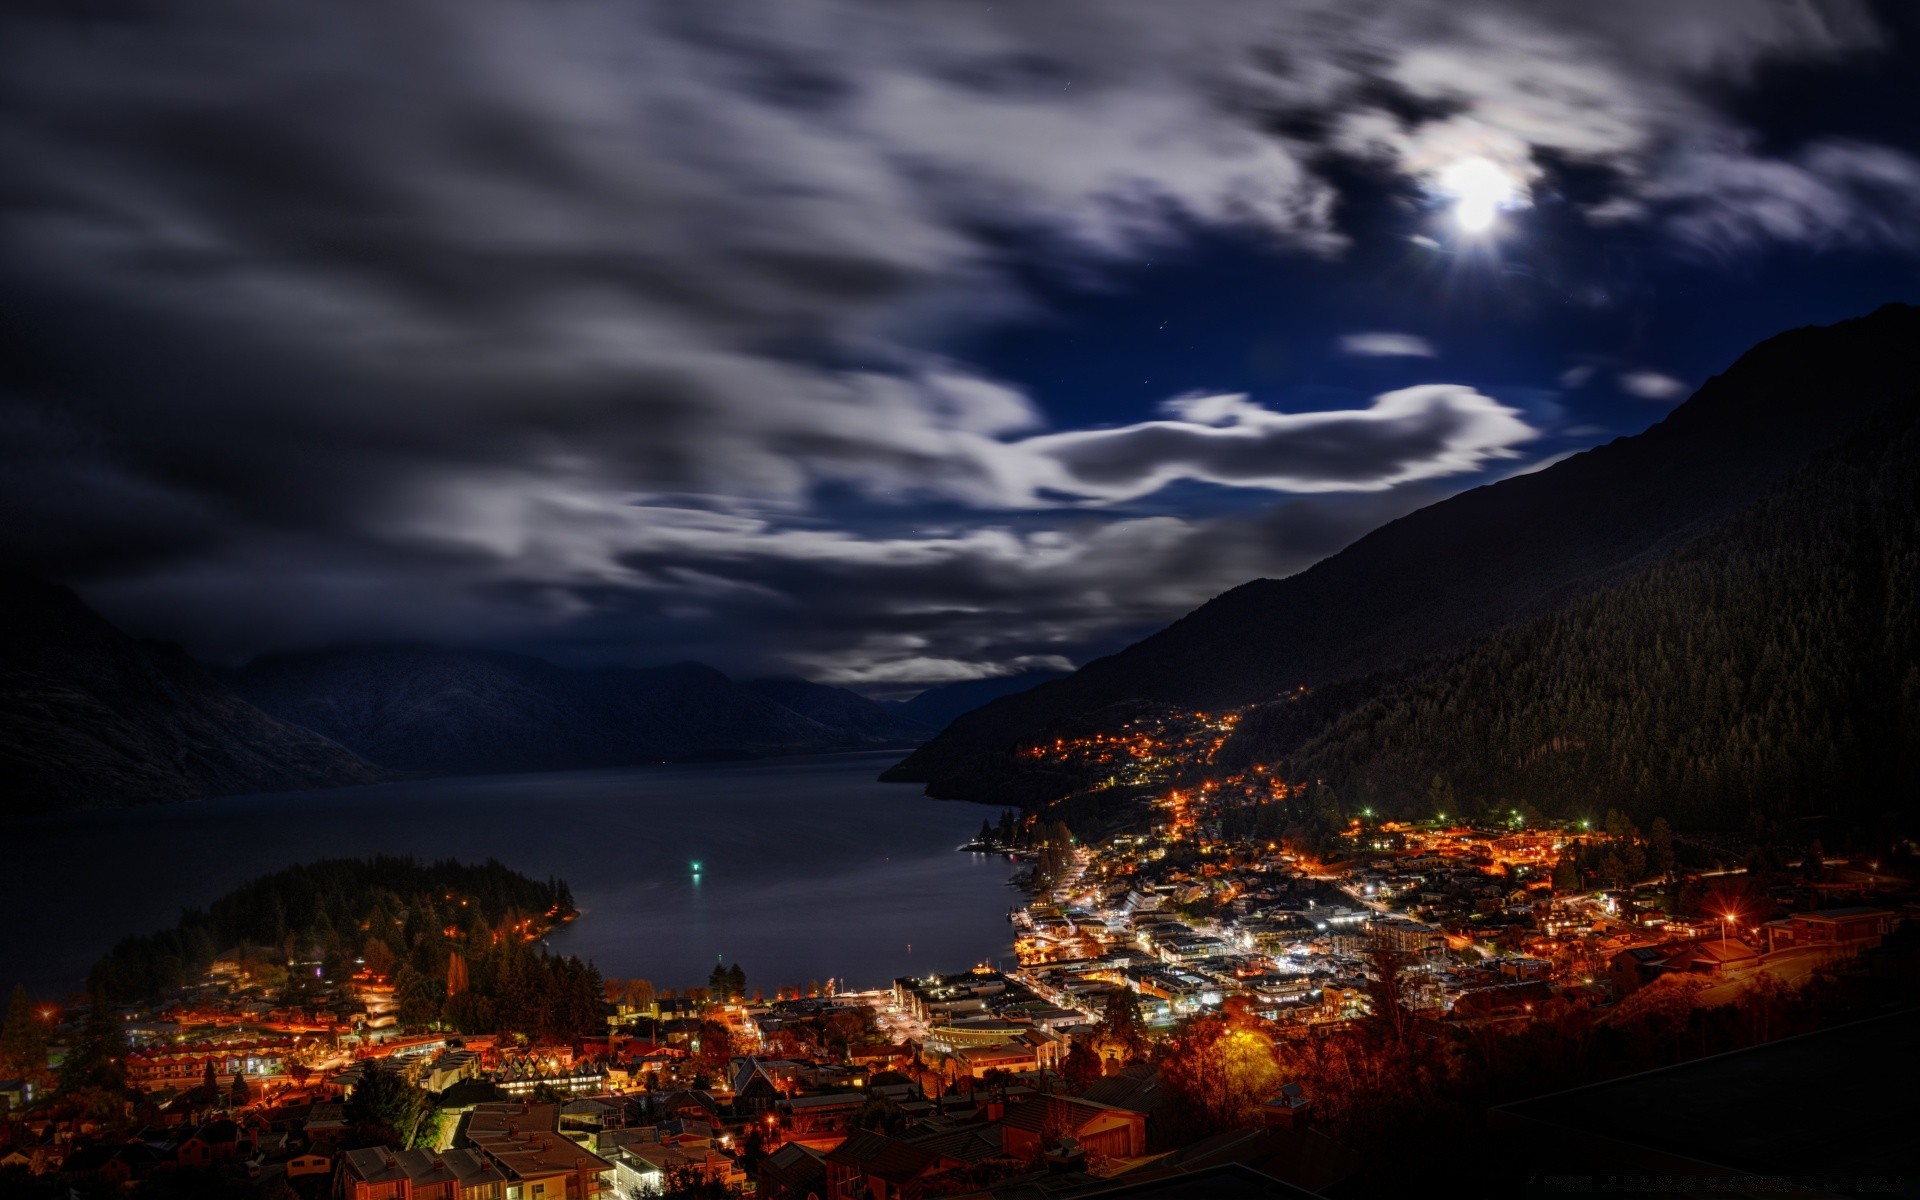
[756,1141,827,1200]
[0,1078,35,1113]
[998,1094,1148,1163]
[847,1043,911,1071]
[463,1102,614,1198]
[337,1147,507,1200]
[285,1150,332,1179]
[1448,981,1555,1020]
[823,1131,951,1200]
[781,1091,865,1135]
[605,1139,737,1197]
[1608,946,1677,996]
[1665,940,1759,976]
[179,1118,253,1167]
[57,1143,161,1188]
[1082,1063,1172,1150]
[730,1059,784,1113]
[1763,907,1898,955]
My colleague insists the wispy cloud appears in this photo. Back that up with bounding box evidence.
[1618,371,1689,400]
[1337,332,1437,358]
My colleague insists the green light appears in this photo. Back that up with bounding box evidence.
[691,861,702,873]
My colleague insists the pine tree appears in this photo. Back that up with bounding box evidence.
[59,991,126,1094]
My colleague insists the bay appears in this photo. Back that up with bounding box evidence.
[0,751,1018,997]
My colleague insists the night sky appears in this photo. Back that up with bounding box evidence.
[4,0,1919,694]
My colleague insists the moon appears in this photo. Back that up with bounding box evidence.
[1439,156,1518,233]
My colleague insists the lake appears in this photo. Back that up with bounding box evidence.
[0,751,1019,997]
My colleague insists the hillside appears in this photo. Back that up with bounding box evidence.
[0,574,382,816]
[1272,407,1920,827]
[887,303,1920,803]
[229,646,922,774]
[890,669,1070,733]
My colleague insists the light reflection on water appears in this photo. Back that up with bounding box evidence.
[0,751,1017,996]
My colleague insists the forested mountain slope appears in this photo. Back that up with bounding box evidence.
[888,304,1920,803]
[1276,407,1920,827]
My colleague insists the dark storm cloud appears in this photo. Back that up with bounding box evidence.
[1,0,1911,685]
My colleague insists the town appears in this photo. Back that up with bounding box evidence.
[2,717,1918,1198]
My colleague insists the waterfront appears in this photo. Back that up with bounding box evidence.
[0,751,1017,995]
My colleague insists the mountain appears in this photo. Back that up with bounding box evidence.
[0,573,381,816]
[743,677,931,742]
[1268,405,1920,827]
[228,646,925,774]
[890,670,1071,733]
[887,303,1920,804]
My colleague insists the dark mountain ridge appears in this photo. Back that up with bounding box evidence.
[1269,404,1920,826]
[888,669,1071,733]
[887,303,1920,804]
[0,573,382,816]
[227,644,926,774]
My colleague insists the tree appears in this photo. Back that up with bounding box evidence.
[229,1072,252,1107]
[726,964,747,1001]
[1552,858,1582,893]
[0,986,48,1082]
[1364,944,1416,1045]
[59,991,125,1094]
[1096,988,1149,1063]
[346,1060,430,1147]
[1649,818,1676,882]
[1060,1038,1104,1093]
[693,1019,736,1074]
[202,1058,218,1098]
[1158,1015,1283,1132]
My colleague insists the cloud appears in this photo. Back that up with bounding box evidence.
[1017,386,1536,501]
[1559,365,1597,388]
[1336,332,1437,358]
[1618,371,1689,400]
[1637,139,1920,258]
[0,0,1907,685]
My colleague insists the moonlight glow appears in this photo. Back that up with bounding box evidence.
[1439,156,1519,233]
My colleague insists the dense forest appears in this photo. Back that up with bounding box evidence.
[87,857,604,1040]
[1267,408,1920,829]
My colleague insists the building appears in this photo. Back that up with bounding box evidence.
[823,1131,951,1200]
[999,1094,1148,1164]
[1762,907,1898,955]
[462,1102,614,1199]
[756,1142,828,1200]
[336,1147,506,1200]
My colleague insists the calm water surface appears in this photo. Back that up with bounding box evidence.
[0,752,1018,996]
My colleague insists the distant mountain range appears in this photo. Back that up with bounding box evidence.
[224,648,932,775]
[0,573,384,816]
[0,586,958,815]
[886,670,1070,732]
[887,303,1920,825]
